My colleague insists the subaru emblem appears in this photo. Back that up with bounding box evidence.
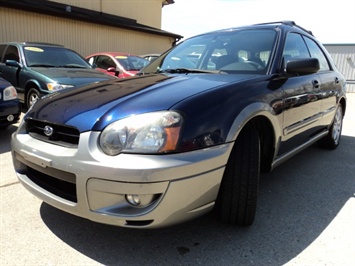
[43,125,54,137]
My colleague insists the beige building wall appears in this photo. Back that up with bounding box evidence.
[48,0,163,28]
[0,7,174,57]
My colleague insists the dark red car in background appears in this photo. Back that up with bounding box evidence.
[86,52,149,78]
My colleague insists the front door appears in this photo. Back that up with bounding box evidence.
[279,33,322,155]
[0,45,25,101]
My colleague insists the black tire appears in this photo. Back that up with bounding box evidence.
[318,104,343,150]
[26,87,41,108]
[216,121,260,226]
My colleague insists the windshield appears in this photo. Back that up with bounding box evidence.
[141,29,277,75]
[24,46,91,68]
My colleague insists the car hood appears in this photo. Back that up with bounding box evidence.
[31,67,115,85]
[0,78,12,90]
[26,73,256,132]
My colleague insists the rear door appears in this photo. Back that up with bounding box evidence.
[303,36,340,128]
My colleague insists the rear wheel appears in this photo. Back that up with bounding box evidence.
[216,121,260,226]
[26,87,41,108]
[318,104,343,150]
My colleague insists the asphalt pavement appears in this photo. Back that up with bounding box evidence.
[1,95,354,265]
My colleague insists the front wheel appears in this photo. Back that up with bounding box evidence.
[215,121,260,226]
[26,87,41,108]
[318,104,343,150]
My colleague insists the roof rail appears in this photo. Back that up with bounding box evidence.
[283,21,314,36]
[252,21,314,36]
[23,42,64,47]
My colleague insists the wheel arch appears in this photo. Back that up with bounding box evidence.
[226,102,281,173]
[24,80,42,108]
[24,79,42,95]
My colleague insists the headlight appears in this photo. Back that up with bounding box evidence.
[2,86,18,101]
[99,111,183,155]
[47,83,74,91]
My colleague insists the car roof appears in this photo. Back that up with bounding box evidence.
[192,20,314,38]
[0,41,64,47]
[252,21,313,35]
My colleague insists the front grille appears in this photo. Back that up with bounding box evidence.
[14,151,77,202]
[26,118,80,147]
[27,166,77,202]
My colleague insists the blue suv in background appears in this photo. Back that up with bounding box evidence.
[0,42,116,108]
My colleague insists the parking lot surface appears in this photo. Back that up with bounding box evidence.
[1,95,354,265]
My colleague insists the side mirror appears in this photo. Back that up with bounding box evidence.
[107,67,116,73]
[107,67,122,77]
[6,60,22,68]
[286,58,320,75]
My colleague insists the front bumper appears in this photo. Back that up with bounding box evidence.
[11,129,233,228]
[0,100,21,127]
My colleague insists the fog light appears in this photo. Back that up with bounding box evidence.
[7,115,14,122]
[125,194,141,206]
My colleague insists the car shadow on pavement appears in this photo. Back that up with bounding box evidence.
[39,136,355,265]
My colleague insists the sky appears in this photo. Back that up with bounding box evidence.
[162,0,355,44]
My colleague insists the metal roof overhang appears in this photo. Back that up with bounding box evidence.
[0,0,183,41]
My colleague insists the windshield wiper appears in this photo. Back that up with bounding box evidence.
[28,64,56,67]
[56,64,88,69]
[158,68,225,74]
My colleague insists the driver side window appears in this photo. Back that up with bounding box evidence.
[283,33,310,60]
[304,37,330,71]
[96,55,115,69]
[0,45,6,62]
[283,33,330,72]
[4,45,20,63]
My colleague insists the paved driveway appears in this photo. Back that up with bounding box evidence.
[1,95,354,265]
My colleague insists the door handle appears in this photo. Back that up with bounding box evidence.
[312,80,320,89]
